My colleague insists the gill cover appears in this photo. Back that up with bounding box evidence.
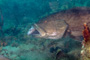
[34,24,46,37]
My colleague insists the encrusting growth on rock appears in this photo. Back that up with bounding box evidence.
[83,23,90,43]
[81,23,90,60]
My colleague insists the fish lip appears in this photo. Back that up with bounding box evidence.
[28,23,46,38]
[33,24,46,37]
[27,26,41,36]
[27,24,43,37]
[27,26,35,35]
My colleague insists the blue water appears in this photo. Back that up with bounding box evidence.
[0,0,89,60]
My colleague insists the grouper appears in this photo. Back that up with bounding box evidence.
[27,7,90,40]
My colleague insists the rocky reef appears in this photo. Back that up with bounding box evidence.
[0,0,90,60]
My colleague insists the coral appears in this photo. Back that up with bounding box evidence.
[81,23,90,60]
[82,23,90,43]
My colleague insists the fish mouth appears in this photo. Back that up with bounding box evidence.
[27,26,41,36]
[31,29,40,35]
[27,24,46,37]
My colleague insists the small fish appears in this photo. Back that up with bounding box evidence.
[28,7,90,40]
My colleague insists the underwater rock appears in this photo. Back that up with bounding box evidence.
[28,7,90,40]
[50,46,61,53]
[49,1,60,12]
[68,49,81,60]
[49,46,69,60]
[55,49,68,60]
[0,55,10,60]
[81,23,90,60]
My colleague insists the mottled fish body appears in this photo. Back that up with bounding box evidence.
[28,7,90,40]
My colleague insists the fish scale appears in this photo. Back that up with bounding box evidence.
[28,7,90,40]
